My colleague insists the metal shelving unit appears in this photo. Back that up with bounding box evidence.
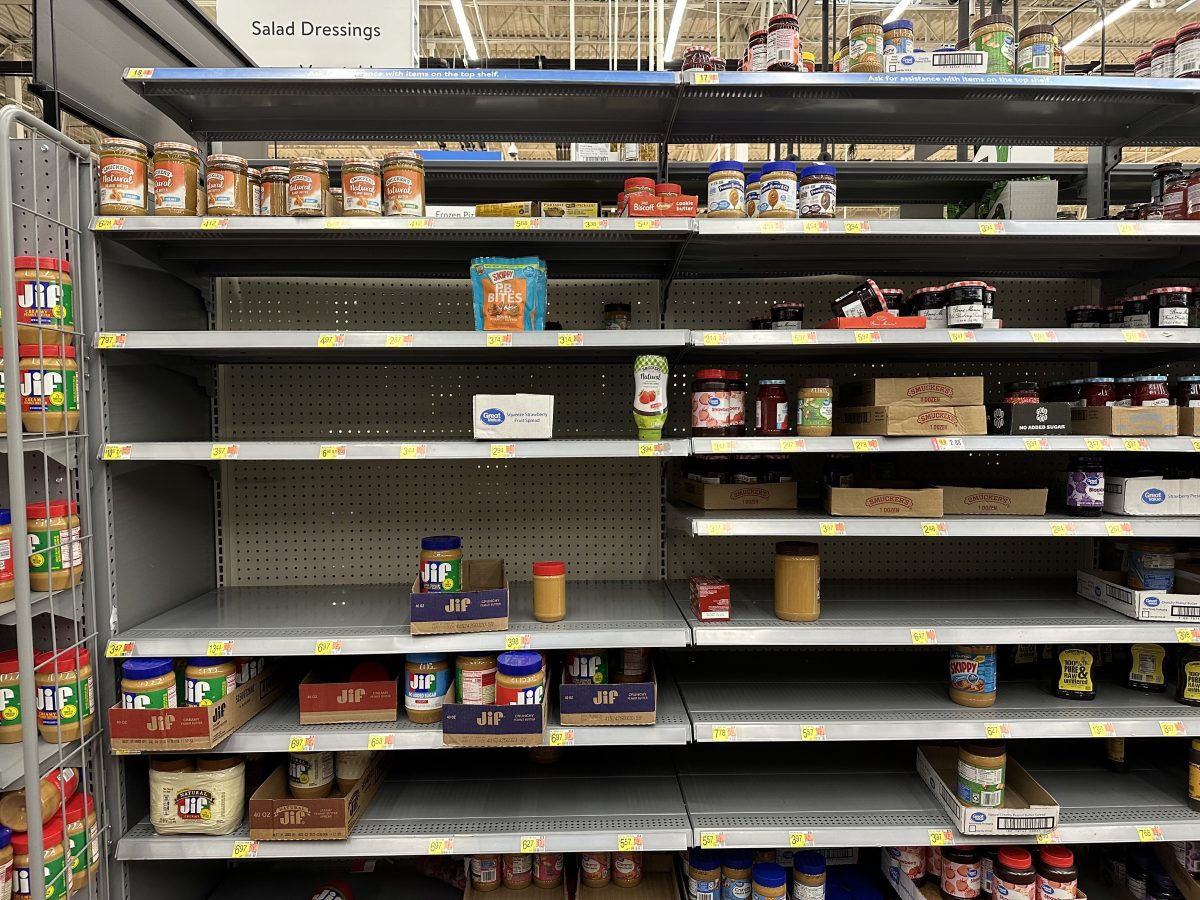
[98,440,690,462]
[691,436,1200,454]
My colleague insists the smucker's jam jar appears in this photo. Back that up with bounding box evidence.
[1067,305,1102,328]
[1148,286,1192,327]
[1082,377,1116,407]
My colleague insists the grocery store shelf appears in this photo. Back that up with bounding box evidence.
[672,579,1186,646]
[682,678,1200,743]
[93,329,689,364]
[0,589,78,626]
[667,504,1200,537]
[116,761,692,859]
[111,580,690,656]
[691,435,1200,454]
[0,738,62,792]
[680,758,1200,847]
[679,219,1200,279]
[204,870,463,900]
[218,679,690,753]
[98,439,689,463]
[687,328,1200,362]
[673,71,1200,145]
[90,215,691,279]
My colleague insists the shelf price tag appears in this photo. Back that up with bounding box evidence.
[505,634,531,651]
[582,219,608,230]
[984,724,1010,739]
[367,734,395,750]
[1123,329,1148,342]
[638,442,668,457]
[485,333,512,348]
[633,219,661,230]
[1161,721,1187,736]
[1178,627,1200,643]
[209,443,239,460]
[428,838,454,855]
[199,217,229,230]
[105,641,134,658]
[789,831,815,848]
[843,220,870,234]
[617,835,643,853]
[910,628,937,645]
[932,438,965,451]
[1089,721,1115,737]
[1036,830,1062,845]
[699,832,725,849]
[386,333,414,348]
[406,218,432,229]
[947,330,975,343]
[1049,522,1076,537]
[1106,522,1133,537]
[513,218,538,230]
[399,444,427,459]
[230,841,259,859]
[94,217,125,231]
[695,71,720,84]
[802,221,828,234]
[759,220,786,234]
[1193,440,1200,454]
[851,439,879,452]
[978,222,1005,235]
[557,332,585,347]
[701,332,728,346]
[710,440,735,453]
[921,522,948,537]
[928,830,954,847]
[318,444,348,461]
[705,522,733,536]
[818,522,845,536]
[102,444,132,461]
[1024,438,1049,451]
[1137,826,1164,842]
[324,218,345,229]
[1030,330,1058,343]
[791,331,818,344]
[125,67,155,78]
[1085,438,1111,452]
[314,639,343,655]
[547,728,574,747]
[779,438,804,452]
[206,640,234,656]
[1123,438,1148,452]
[520,836,545,854]
[316,333,345,349]
[288,735,316,752]
[95,332,126,349]
[853,331,880,344]
[1118,222,1144,236]
[711,725,736,742]
[800,725,826,742]
[489,443,516,459]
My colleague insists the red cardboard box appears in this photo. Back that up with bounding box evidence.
[298,671,399,725]
[623,194,699,218]
[818,312,926,330]
[690,577,731,621]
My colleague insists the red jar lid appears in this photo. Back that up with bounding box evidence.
[945,280,988,289]
[35,646,89,672]
[27,499,78,519]
[1149,286,1193,294]
[624,177,654,191]
[1178,22,1200,38]
[769,12,799,23]
[65,791,94,820]
[533,561,566,576]
[0,649,17,674]
[1153,37,1176,51]
[18,344,76,359]
[725,370,743,380]
[1038,846,1073,868]
[998,847,1032,869]
[655,183,682,195]
[1136,51,1152,64]
[14,256,70,274]
[694,369,727,380]
[12,816,64,852]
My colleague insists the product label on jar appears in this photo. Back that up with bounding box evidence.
[15,854,67,900]
[100,157,147,210]
[0,856,10,900]
[17,275,75,330]
[635,359,668,420]
[505,853,533,887]
[472,857,499,887]
[420,556,461,592]
[1018,40,1053,73]
[288,173,325,213]
[1157,304,1190,327]
[751,43,768,71]
[691,875,721,900]
[154,160,191,210]
[1183,662,1200,702]
[1071,322,1100,328]
[947,301,984,328]
[799,396,832,430]
[0,536,12,584]
[974,30,1015,73]
[725,876,752,900]
[798,181,836,218]
[693,390,734,430]
[757,400,790,433]
[534,853,563,885]
[957,759,1004,806]
[0,678,18,727]
[1179,39,1200,76]
[251,182,261,216]
[185,671,234,707]
[927,847,942,879]
[791,883,824,900]
[28,526,71,574]
[921,306,947,328]
[68,825,89,877]
[758,177,795,215]
[582,854,612,883]
[1164,185,1185,215]
[1036,876,1077,900]
[728,391,746,428]
[68,525,82,568]
[1056,648,1094,693]
[768,27,800,67]
[1153,54,1174,77]
[206,170,237,210]
[344,172,382,214]
[20,365,79,418]
[980,857,993,893]
[949,648,996,697]
[384,172,423,216]
[745,188,759,215]
[289,752,334,790]
[123,682,177,710]
[37,672,93,727]
[884,35,914,54]
[456,665,496,704]
[1128,643,1166,685]
[567,651,608,684]
[708,177,744,214]
[614,853,640,882]
[942,861,981,899]
[887,848,925,881]
[259,183,275,217]
[995,877,1036,900]
[1065,469,1103,509]
[405,666,451,711]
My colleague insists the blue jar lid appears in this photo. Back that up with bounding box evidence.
[794,852,826,876]
[1179,376,1200,382]
[723,851,753,870]
[123,657,175,680]
[0,826,10,850]
[710,160,745,174]
[421,535,462,551]
[761,379,787,385]
[1117,377,1139,383]
[497,650,543,676]
[884,19,913,30]
[753,863,787,889]
[761,161,797,176]
[747,172,761,183]
[1086,377,1115,383]
[800,164,837,179]
[689,849,722,871]
[186,657,231,668]
[0,509,10,527]
[407,653,448,665]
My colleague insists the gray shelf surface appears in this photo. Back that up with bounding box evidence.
[0,588,79,627]
[98,439,690,462]
[691,435,1200,454]
[112,581,691,656]
[116,762,692,859]
[681,762,1200,847]
[671,579,1184,646]
[681,678,1200,742]
[0,738,62,792]
[204,869,463,900]
[667,504,1200,538]
[93,329,690,364]
[215,678,690,753]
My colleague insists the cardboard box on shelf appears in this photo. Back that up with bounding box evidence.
[578,855,678,898]
[622,194,699,217]
[671,479,797,510]
[1181,408,1200,436]
[835,404,987,436]
[1070,406,1178,436]
[690,577,731,621]
[883,50,989,74]
[1153,844,1200,900]
[1105,475,1200,516]
[986,402,1071,435]
[473,201,601,217]
[916,745,1059,835]
[248,750,387,840]
[466,880,569,900]
[1078,569,1200,623]
[840,377,985,407]
[109,664,281,752]
[473,394,554,440]
[559,666,657,726]
[883,851,1085,900]
[823,483,944,517]
[939,485,1048,515]
[298,671,399,725]
[817,313,927,330]
[410,559,509,635]
[441,683,549,747]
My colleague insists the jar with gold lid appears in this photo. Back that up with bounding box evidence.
[205,154,250,216]
[260,166,289,216]
[152,142,201,216]
[287,157,329,217]
[98,138,149,215]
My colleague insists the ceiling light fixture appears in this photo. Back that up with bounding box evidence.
[1062,0,1143,52]
[663,0,689,62]
[884,0,913,23]
[449,0,479,61]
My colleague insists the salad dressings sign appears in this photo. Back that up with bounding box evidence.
[215,0,417,68]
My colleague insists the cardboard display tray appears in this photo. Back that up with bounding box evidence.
[671,479,797,511]
[249,750,388,840]
[298,671,399,725]
[442,684,549,747]
[559,666,657,726]
[824,483,943,518]
[939,486,1048,516]
[1078,569,1200,623]
[1181,408,1200,436]
[410,559,509,635]
[840,377,984,407]
[1071,406,1178,436]
[916,745,1059,835]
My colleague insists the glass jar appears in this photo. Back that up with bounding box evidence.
[771,301,805,328]
[34,647,93,743]
[260,166,289,216]
[1152,37,1176,77]
[972,15,1016,73]
[532,560,566,623]
[1153,162,1183,203]
[796,378,833,437]
[692,369,734,437]
[883,19,914,54]
[945,280,987,329]
[604,302,631,329]
[881,288,905,310]
[1164,174,1188,219]
[288,157,329,216]
[1017,25,1056,74]
[1175,376,1200,407]
[1123,294,1151,327]
[152,141,201,216]
[14,256,74,346]
[726,370,747,435]
[1149,286,1192,326]
[26,500,82,591]
[1003,382,1040,404]
[1065,455,1104,517]
[733,454,763,484]
[1178,23,1200,76]
[495,650,544,705]
[382,151,426,217]
[683,45,713,71]
[247,168,262,217]
[907,286,946,327]
[98,138,149,215]
[1115,377,1138,405]
[749,29,768,70]
[849,15,885,72]
[757,161,797,218]
[767,14,801,71]
[1067,304,1103,327]
[1082,377,1116,407]
[1186,169,1200,219]
[707,161,745,219]
[205,154,249,216]
[756,380,790,436]
[1104,303,1125,327]
[798,164,837,218]
[342,158,383,217]
[1133,375,1170,406]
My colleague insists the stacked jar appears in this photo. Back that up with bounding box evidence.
[972,15,1016,73]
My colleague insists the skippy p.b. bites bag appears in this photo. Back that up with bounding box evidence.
[471,257,547,331]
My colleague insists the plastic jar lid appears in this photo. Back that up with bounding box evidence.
[497,650,543,676]
[533,561,566,576]
[851,14,883,27]
[883,19,913,30]
[776,541,819,556]
[1038,846,1073,867]
[769,13,799,24]
[1154,38,1176,51]
[998,847,1032,868]
[1179,376,1200,382]
[1086,377,1115,384]
[761,160,797,175]
[799,164,837,178]
[624,177,655,191]
[407,653,449,665]
[18,344,76,358]
[945,280,988,289]
[0,826,9,850]
[797,377,833,389]
[685,45,712,54]
[760,379,787,386]
[655,183,682,195]
[1019,24,1055,39]
[122,657,175,680]
[36,647,90,671]
[1137,52,1153,65]
[694,369,727,381]
[1178,22,1200,39]
[27,500,78,519]
[421,536,462,551]
[291,156,329,169]
[1141,375,1169,382]
[753,863,788,888]
[726,370,744,380]
[1149,286,1193,294]
[154,141,199,154]
[794,852,826,875]
[724,852,752,870]
[14,256,70,274]
[709,160,745,174]
[13,816,62,851]
[262,166,290,176]
[974,14,1013,28]
[65,791,94,819]
[0,650,17,674]
[0,509,10,527]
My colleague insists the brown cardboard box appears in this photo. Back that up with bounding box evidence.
[671,479,797,510]
[248,751,387,840]
[939,485,1048,515]
[1071,406,1178,436]
[579,855,678,898]
[559,666,657,726]
[109,665,281,752]
[835,404,987,436]
[441,686,548,747]
[840,377,984,407]
[473,201,600,217]
[917,745,1059,835]
[1153,844,1200,900]
[409,559,509,636]
[298,672,399,725]
[465,876,570,899]
[1181,408,1200,436]
[823,483,944,517]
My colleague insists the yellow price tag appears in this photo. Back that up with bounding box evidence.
[851,439,878,452]
[1049,522,1075,537]
[1036,830,1061,845]
[802,221,827,234]
[406,218,431,229]
[489,443,516,459]
[323,218,344,229]
[843,220,870,234]
[1194,439,1200,453]
[928,830,954,847]
[367,734,395,750]
[547,729,574,746]
[199,217,228,230]
[316,333,344,348]
[513,218,535,230]
[1118,222,1144,236]
[779,439,803,452]
[1089,722,1113,737]
[1024,438,1049,451]
[102,444,131,461]
[1086,439,1108,452]
[706,522,733,536]
[933,438,965,451]
[1161,721,1187,736]
[485,333,512,348]
[95,332,125,349]
[701,332,726,346]
[386,333,413,347]
[984,724,1009,739]
[791,331,817,344]
[209,443,238,460]
[700,832,722,849]
[428,839,453,855]
[800,725,826,742]
[94,217,125,231]
[759,221,785,234]
[557,332,584,347]
[1123,438,1147,451]
[634,219,659,230]
[314,639,342,655]
[638,442,667,457]
[1030,330,1057,343]
[712,725,732,742]
[1123,329,1148,342]
[230,841,259,859]
[1178,627,1200,643]
[1106,522,1132,537]
[617,835,642,853]
[520,837,543,854]
[288,735,315,752]
[948,330,975,343]
[1137,826,1164,842]
[818,522,845,536]
[206,640,234,656]
[789,832,814,848]
[504,634,530,651]
[854,331,880,344]
[695,71,720,84]
[582,219,607,230]
[126,67,155,78]
[105,641,134,658]
[399,444,427,459]
[921,522,947,537]
[910,629,937,645]
[978,222,1004,235]
[318,444,347,460]
[711,440,735,453]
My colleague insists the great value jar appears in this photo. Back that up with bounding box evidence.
[15,256,73,346]
[849,15,885,72]
[753,863,787,900]
[27,500,82,591]
[957,742,1005,807]
[34,647,94,743]
[972,15,1015,73]
[883,19,914,54]
[19,344,79,434]
[1017,24,1055,74]
[708,161,746,218]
